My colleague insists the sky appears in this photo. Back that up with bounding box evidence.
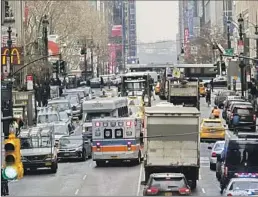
[136,1,179,43]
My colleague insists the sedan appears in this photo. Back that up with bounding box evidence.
[224,178,258,196]
[214,91,236,108]
[208,140,225,170]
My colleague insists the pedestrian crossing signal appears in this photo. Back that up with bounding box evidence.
[3,133,24,180]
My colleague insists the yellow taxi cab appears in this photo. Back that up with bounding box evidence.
[199,82,206,97]
[200,118,225,142]
[155,82,161,95]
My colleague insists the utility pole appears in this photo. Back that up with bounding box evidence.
[80,40,87,81]
[238,14,245,97]
[42,15,49,79]
[255,22,258,61]
[90,40,94,78]
[227,20,231,50]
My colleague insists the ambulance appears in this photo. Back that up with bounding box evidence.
[92,117,144,166]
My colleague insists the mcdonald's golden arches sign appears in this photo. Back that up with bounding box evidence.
[1,47,24,66]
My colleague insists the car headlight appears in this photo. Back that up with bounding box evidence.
[76,146,83,151]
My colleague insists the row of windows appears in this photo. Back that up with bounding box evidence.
[118,106,129,117]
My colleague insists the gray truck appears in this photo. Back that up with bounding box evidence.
[167,80,200,110]
[144,105,200,189]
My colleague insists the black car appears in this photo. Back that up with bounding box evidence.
[143,173,191,196]
[228,105,256,131]
[58,135,92,161]
[222,98,244,120]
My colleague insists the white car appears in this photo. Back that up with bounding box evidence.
[224,177,258,196]
[208,141,225,170]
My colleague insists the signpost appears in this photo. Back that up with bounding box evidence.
[225,48,234,56]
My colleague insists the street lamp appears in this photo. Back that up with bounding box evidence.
[96,45,100,77]
[227,20,231,49]
[42,15,49,60]
[7,26,13,77]
[90,40,95,78]
[238,14,245,97]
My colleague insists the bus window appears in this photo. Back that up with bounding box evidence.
[115,129,123,138]
[104,129,112,139]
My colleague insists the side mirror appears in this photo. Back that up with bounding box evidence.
[208,146,212,150]
[69,131,75,135]
[224,125,227,127]
[141,181,146,185]
[86,93,89,97]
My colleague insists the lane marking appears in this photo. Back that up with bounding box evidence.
[137,164,143,196]
[202,188,206,194]
[199,175,202,180]
[89,162,93,168]
[75,189,79,195]
[83,174,87,180]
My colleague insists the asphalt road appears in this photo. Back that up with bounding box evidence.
[9,92,222,196]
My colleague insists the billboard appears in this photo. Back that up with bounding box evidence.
[48,35,60,62]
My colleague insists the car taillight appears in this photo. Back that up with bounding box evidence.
[212,152,217,157]
[127,142,131,150]
[230,114,234,119]
[224,166,228,177]
[227,193,232,196]
[253,114,256,121]
[146,187,159,195]
[179,187,190,195]
[95,122,100,127]
[96,142,101,151]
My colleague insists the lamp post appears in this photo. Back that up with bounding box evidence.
[238,14,245,97]
[90,40,94,78]
[96,45,100,77]
[7,26,13,77]
[227,20,231,49]
[42,15,49,79]
[255,23,258,60]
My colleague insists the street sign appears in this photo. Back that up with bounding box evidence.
[26,75,33,90]
[225,48,234,56]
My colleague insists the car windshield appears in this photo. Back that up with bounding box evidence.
[226,143,258,166]
[214,142,225,151]
[37,114,58,123]
[54,125,68,135]
[59,137,81,147]
[150,177,186,190]
[229,181,258,190]
[128,99,141,106]
[126,82,145,90]
[235,108,253,115]
[85,112,110,122]
[48,102,69,111]
[203,121,222,127]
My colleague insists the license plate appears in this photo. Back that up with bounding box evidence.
[64,153,70,156]
[111,156,118,158]
[165,192,172,196]
[45,162,52,166]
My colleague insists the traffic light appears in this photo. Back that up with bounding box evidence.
[59,60,66,74]
[80,47,86,55]
[3,133,24,180]
[221,61,226,72]
[52,61,59,73]
[213,62,219,73]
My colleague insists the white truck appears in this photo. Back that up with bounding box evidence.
[167,80,200,110]
[144,105,200,189]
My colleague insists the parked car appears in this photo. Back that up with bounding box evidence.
[225,101,252,123]
[90,78,101,88]
[222,96,244,120]
[214,90,236,108]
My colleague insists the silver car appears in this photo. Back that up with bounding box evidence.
[224,178,258,196]
[208,140,225,170]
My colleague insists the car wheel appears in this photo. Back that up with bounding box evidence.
[133,152,141,165]
[190,180,197,190]
[210,163,216,171]
[51,162,58,173]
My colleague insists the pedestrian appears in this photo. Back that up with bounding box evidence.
[210,78,214,92]
[100,77,104,90]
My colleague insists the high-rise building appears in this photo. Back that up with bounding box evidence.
[127,0,137,64]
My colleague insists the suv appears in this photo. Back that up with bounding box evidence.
[226,101,252,124]
[228,105,256,131]
[143,173,191,196]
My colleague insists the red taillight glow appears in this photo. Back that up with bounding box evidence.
[126,121,132,127]
[146,187,159,195]
[224,166,228,177]
[179,188,190,195]
[212,152,217,157]
[253,114,256,121]
[227,193,232,196]
[96,142,101,147]
[95,122,100,127]
[127,142,131,146]
[234,172,258,178]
